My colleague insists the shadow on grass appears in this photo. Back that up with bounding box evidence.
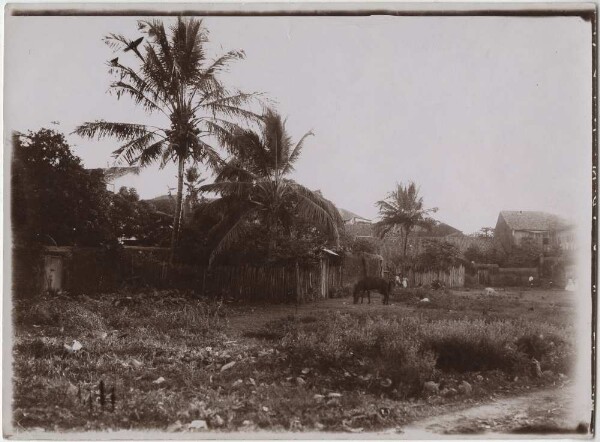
[511,422,589,435]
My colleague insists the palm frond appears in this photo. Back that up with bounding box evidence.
[200,180,253,197]
[74,121,153,141]
[292,183,342,243]
[208,209,253,266]
[284,130,314,173]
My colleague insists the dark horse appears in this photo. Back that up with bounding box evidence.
[353,276,394,305]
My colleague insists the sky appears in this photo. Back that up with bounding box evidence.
[4,13,593,233]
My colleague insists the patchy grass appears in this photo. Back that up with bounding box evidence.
[11,288,576,433]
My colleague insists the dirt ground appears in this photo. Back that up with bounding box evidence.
[12,286,588,435]
[402,385,587,436]
[226,287,576,336]
[224,288,589,436]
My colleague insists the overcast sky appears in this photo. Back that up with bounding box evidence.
[4,14,592,233]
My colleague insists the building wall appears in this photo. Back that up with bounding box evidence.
[513,230,554,252]
[494,214,514,252]
[556,229,576,251]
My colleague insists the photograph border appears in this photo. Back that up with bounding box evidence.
[3,2,597,438]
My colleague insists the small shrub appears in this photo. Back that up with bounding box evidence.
[515,334,554,361]
[428,336,516,372]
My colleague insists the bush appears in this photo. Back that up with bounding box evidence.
[274,311,574,395]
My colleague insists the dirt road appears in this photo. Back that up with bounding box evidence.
[401,385,590,437]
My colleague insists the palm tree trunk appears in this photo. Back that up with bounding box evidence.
[403,227,410,258]
[170,156,185,264]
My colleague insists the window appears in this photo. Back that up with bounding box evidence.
[543,237,549,245]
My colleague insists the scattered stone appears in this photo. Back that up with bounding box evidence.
[327,392,342,398]
[314,422,325,430]
[558,373,567,379]
[440,388,457,397]
[296,377,306,386]
[419,298,430,303]
[380,378,392,388]
[301,368,311,375]
[423,381,439,395]
[248,377,256,386]
[513,376,519,382]
[484,287,496,295]
[476,375,484,381]
[131,358,143,368]
[211,414,224,428]
[542,370,554,379]
[189,420,208,430]
[153,376,166,384]
[66,383,78,396]
[167,420,183,432]
[290,418,302,431]
[262,406,269,412]
[313,394,325,400]
[458,381,472,395]
[221,361,236,372]
[64,340,83,353]
[232,379,243,387]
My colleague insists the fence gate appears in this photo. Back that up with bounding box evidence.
[43,255,63,292]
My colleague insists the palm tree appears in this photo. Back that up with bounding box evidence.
[74,17,258,262]
[198,109,342,264]
[374,182,438,258]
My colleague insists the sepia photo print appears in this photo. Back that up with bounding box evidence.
[3,2,597,438]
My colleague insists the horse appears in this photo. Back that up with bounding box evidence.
[353,276,395,305]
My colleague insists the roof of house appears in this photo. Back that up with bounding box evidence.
[338,208,371,223]
[499,211,572,231]
[412,222,463,238]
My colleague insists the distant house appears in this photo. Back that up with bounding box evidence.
[338,208,372,226]
[338,208,375,239]
[494,210,573,253]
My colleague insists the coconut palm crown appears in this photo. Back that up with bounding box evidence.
[199,109,343,264]
[74,17,259,261]
[374,181,438,257]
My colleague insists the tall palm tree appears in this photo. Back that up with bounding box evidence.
[198,109,342,264]
[74,17,258,262]
[375,182,438,258]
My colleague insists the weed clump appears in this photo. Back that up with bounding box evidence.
[274,311,573,396]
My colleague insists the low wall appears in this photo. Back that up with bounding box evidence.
[468,265,539,287]
[406,265,465,288]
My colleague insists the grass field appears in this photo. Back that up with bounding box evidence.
[10,286,577,433]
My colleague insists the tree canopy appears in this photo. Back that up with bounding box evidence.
[374,181,438,257]
[74,17,259,261]
[197,109,343,264]
[12,129,116,247]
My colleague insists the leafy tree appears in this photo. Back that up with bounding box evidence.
[374,181,438,257]
[350,237,380,255]
[183,165,207,219]
[470,227,495,238]
[464,244,484,263]
[11,129,116,247]
[198,109,343,264]
[416,240,460,270]
[74,17,258,262]
[110,187,172,245]
[505,237,542,267]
